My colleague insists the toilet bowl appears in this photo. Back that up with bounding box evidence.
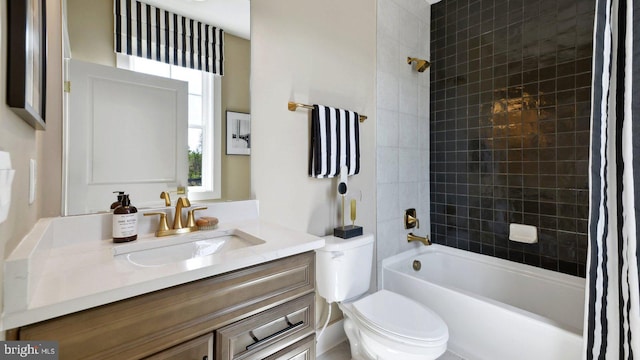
[340,290,448,360]
[316,234,448,360]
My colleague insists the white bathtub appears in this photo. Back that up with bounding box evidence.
[381,244,585,360]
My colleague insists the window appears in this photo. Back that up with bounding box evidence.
[117,54,221,200]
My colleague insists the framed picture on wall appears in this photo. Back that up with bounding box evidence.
[226,111,251,155]
[6,0,47,130]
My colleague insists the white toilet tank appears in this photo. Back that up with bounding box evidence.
[315,234,374,303]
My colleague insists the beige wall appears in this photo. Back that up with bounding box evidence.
[0,0,63,333]
[67,0,115,66]
[40,1,65,219]
[221,35,251,200]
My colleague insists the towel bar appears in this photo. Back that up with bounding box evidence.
[287,102,367,122]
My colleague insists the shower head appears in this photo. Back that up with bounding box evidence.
[407,57,431,72]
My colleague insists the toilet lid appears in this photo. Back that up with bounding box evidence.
[352,290,448,343]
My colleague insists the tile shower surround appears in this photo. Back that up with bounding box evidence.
[429,0,594,277]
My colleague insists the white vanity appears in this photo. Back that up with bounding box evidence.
[3,200,324,359]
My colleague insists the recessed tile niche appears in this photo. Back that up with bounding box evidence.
[429,0,595,277]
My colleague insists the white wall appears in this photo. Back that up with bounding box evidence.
[251,0,377,238]
[251,0,377,327]
[376,0,431,286]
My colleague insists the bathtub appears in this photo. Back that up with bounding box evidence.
[381,244,585,360]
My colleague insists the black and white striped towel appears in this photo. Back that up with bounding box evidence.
[309,104,360,178]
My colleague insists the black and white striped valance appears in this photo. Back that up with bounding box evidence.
[114,0,224,75]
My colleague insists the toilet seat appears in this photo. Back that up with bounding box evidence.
[350,290,448,347]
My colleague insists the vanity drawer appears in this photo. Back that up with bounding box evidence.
[263,335,316,360]
[215,293,315,360]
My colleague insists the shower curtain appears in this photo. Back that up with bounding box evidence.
[584,0,640,358]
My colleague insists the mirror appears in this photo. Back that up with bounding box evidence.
[62,0,251,215]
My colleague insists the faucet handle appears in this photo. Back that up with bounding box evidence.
[404,208,419,229]
[187,207,208,228]
[160,191,171,207]
[144,212,170,234]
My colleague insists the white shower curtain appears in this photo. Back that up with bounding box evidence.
[584,0,640,358]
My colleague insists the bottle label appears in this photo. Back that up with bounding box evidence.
[113,213,138,238]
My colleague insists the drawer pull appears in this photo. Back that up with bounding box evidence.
[246,316,304,351]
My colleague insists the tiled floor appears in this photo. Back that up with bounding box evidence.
[438,351,466,360]
[317,341,465,360]
[317,341,350,360]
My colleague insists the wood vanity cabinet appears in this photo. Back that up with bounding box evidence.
[144,333,213,360]
[7,252,316,360]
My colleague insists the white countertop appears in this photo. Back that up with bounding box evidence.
[2,200,324,329]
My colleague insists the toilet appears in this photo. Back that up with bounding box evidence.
[316,234,448,360]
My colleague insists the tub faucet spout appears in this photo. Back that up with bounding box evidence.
[407,233,431,246]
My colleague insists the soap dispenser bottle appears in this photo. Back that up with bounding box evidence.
[112,194,138,243]
[110,191,126,211]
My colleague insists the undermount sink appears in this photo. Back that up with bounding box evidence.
[113,228,265,267]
